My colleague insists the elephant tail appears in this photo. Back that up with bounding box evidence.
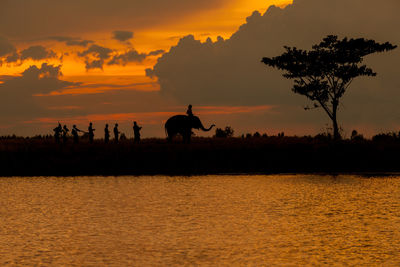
[164,122,169,138]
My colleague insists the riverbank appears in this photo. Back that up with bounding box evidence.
[0,136,399,176]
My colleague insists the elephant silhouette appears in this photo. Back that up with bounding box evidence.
[165,115,215,143]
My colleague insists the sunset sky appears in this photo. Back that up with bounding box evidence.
[0,0,399,138]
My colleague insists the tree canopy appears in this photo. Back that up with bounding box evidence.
[262,35,397,139]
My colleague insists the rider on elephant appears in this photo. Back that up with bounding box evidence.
[165,110,215,143]
[186,104,194,117]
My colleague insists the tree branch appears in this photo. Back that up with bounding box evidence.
[318,100,333,120]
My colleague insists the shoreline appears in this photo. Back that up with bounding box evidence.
[2,172,400,178]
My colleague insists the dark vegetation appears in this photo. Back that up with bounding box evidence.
[214,126,234,138]
[1,131,400,176]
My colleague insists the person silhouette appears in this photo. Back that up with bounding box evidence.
[88,122,95,144]
[71,125,82,144]
[133,121,142,144]
[62,125,69,144]
[104,124,110,143]
[186,104,194,117]
[53,123,62,143]
[186,105,196,136]
[114,123,120,143]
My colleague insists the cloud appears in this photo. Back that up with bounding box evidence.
[0,63,78,120]
[108,49,147,66]
[78,43,164,69]
[108,48,165,66]
[1,45,57,63]
[84,59,105,70]
[20,45,57,61]
[79,44,113,59]
[48,36,93,47]
[0,36,16,57]
[0,0,230,39]
[78,44,113,70]
[148,49,165,56]
[112,31,133,42]
[148,0,400,131]
[5,52,19,63]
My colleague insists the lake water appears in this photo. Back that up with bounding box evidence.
[1,175,400,266]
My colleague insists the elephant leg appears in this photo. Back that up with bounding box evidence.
[167,131,174,143]
[183,129,191,143]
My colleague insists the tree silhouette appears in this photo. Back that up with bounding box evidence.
[214,126,234,138]
[262,35,397,140]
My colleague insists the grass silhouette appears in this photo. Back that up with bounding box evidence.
[0,134,399,176]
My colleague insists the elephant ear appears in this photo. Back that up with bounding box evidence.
[191,116,201,129]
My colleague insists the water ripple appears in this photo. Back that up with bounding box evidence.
[1,175,400,265]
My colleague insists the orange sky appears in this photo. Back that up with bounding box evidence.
[0,0,292,77]
[0,0,294,136]
[3,0,397,138]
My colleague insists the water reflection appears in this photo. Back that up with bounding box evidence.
[0,175,400,265]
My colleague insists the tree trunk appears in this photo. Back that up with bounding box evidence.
[332,117,340,140]
[332,101,340,140]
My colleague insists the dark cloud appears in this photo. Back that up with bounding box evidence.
[20,45,57,61]
[78,44,113,70]
[0,36,16,57]
[78,43,164,69]
[66,39,93,47]
[84,59,105,70]
[17,63,75,93]
[0,63,78,120]
[78,44,112,59]
[48,36,93,47]
[2,45,57,63]
[5,52,19,63]
[112,31,134,42]
[0,0,229,39]
[148,0,400,132]
[148,49,165,56]
[108,49,165,66]
[108,49,147,66]
[145,68,156,79]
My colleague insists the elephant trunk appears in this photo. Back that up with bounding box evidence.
[200,124,216,132]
